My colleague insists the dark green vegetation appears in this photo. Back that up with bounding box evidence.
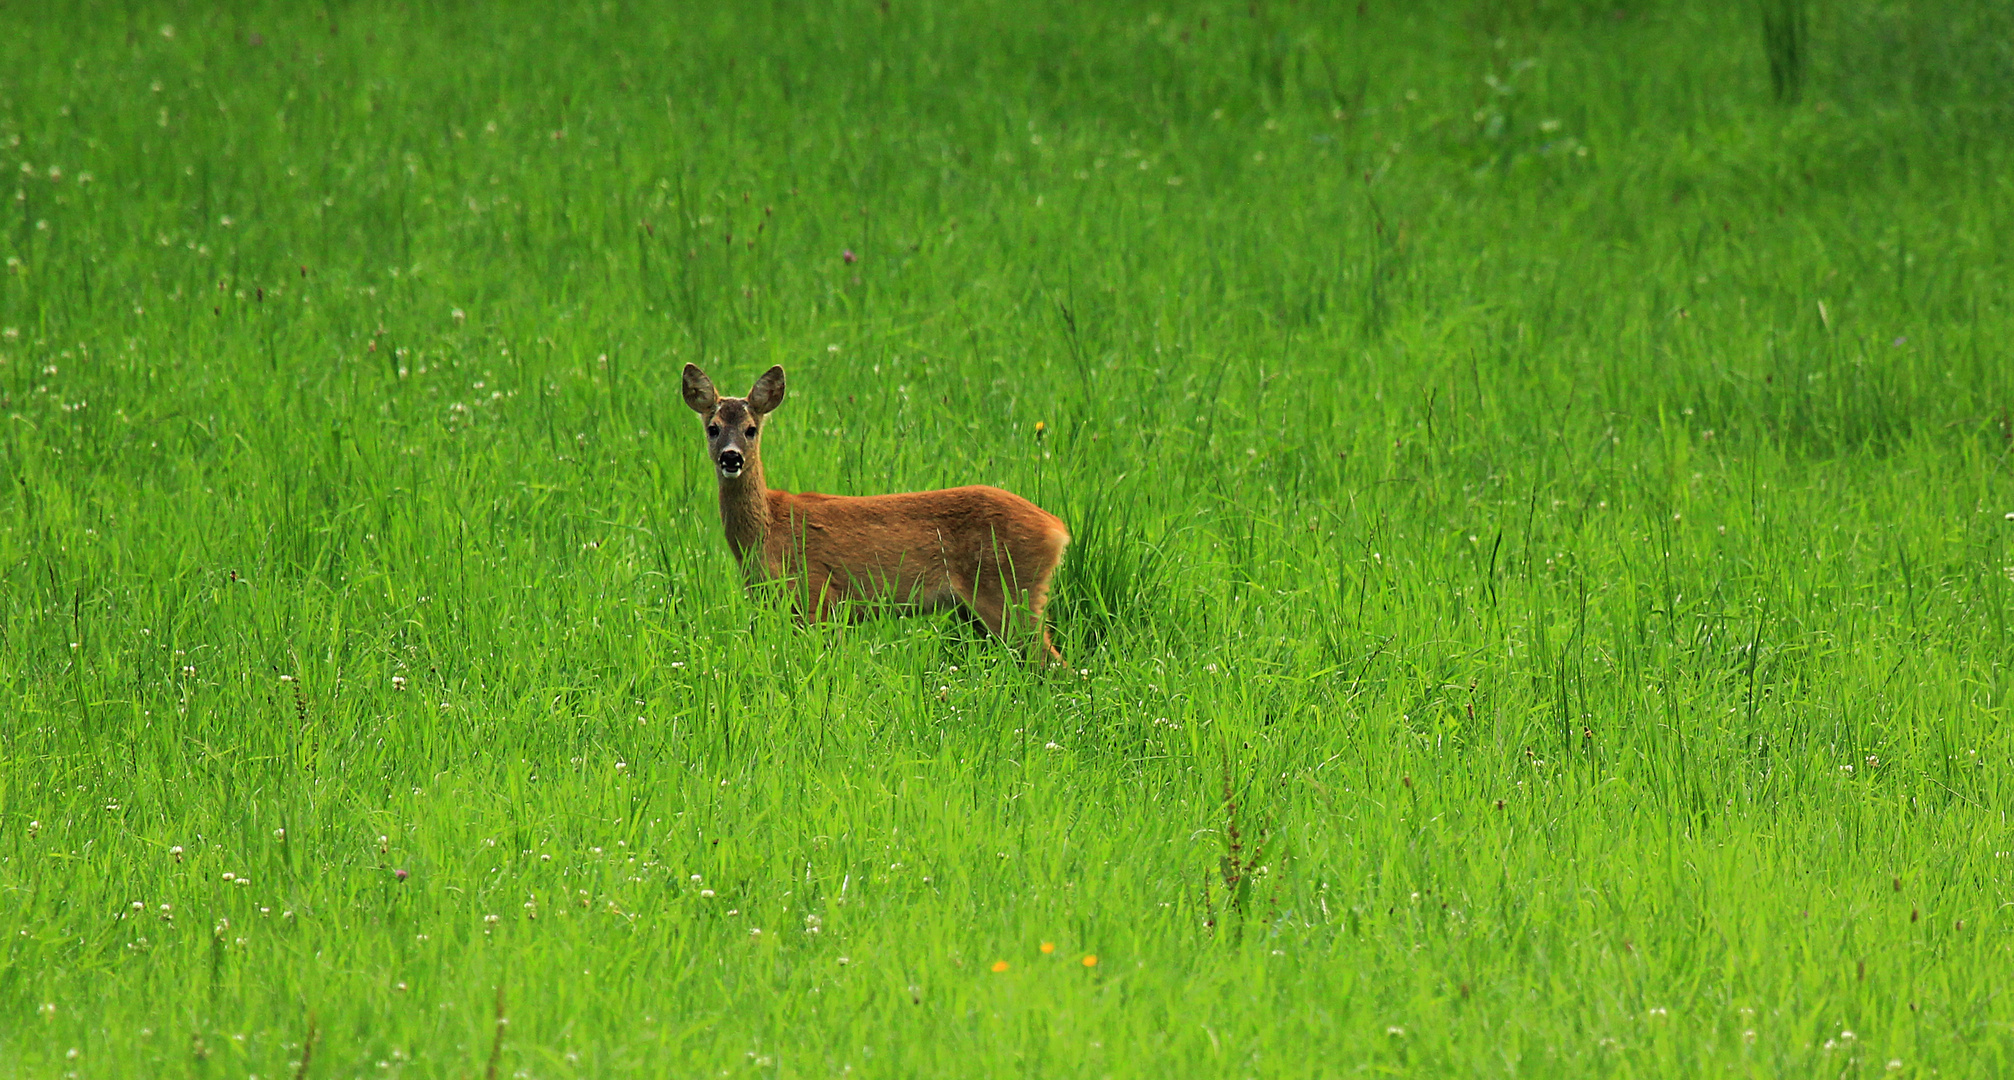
[4,1,2013,1075]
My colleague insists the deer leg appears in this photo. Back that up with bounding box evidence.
[959,561,1062,668]
[1031,606,1063,666]
[801,569,840,624]
[1015,585,1062,668]
[1023,543,1066,668]
[956,568,1010,640]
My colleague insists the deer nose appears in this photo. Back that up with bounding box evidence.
[717,449,744,472]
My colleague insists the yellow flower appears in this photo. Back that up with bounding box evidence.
[1081,954,1098,968]
[991,960,1010,973]
[1040,941,1055,954]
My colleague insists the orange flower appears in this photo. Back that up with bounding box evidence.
[991,960,1010,973]
[1040,942,1056,954]
[1081,954,1098,968]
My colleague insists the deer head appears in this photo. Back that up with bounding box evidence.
[683,364,785,480]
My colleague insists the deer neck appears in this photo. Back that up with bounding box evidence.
[717,458,772,564]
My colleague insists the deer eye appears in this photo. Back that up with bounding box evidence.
[744,426,757,437]
[706,424,720,437]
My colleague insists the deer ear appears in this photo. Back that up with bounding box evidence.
[682,364,718,413]
[747,365,787,414]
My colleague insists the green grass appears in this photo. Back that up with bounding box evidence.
[4,0,2014,1075]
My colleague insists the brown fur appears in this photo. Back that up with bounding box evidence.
[685,363,1070,664]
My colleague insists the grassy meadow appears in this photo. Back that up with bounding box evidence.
[4,0,2014,1075]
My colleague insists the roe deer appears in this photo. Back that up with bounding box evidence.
[683,363,1071,664]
